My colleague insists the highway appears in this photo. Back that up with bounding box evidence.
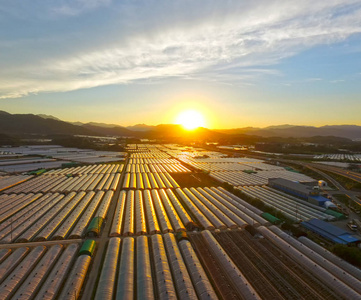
[305,165,361,206]
[306,163,361,184]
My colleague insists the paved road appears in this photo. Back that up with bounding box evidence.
[305,164,361,206]
[307,163,361,184]
[306,165,361,210]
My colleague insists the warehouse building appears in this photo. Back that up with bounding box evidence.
[301,219,360,245]
[268,178,329,206]
[268,178,317,199]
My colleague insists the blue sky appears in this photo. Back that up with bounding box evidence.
[0,0,361,128]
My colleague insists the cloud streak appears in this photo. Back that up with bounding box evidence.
[52,0,112,16]
[1,0,361,99]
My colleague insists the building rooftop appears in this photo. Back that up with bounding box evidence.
[301,218,360,244]
[308,195,328,204]
[268,178,314,194]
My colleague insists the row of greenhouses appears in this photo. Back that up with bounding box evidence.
[45,163,123,175]
[110,187,268,237]
[181,159,284,172]
[191,228,361,299]
[252,170,314,182]
[314,154,361,161]
[122,172,180,190]
[126,163,190,173]
[2,222,361,299]
[0,190,113,243]
[93,234,218,300]
[0,175,32,192]
[0,158,56,167]
[4,143,360,300]
[258,226,361,299]
[130,152,170,158]
[2,172,121,194]
[128,158,183,165]
[210,171,266,186]
[238,186,334,222]
[209,170,314,187]
[0,242,91,300]
[161,146,316,184]
[0,146,125,162]
[131,220,360,300]
[181,162,254,172]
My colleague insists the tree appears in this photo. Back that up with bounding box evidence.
[331,244,361,267]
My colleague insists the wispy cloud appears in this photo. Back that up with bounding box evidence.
[1,0,361,99]
[305,78,323,82]
[52,0,112,16]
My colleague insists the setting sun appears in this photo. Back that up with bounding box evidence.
[175,110,206,130]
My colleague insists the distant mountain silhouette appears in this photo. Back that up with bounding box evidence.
[264,124,295,130]
[69,121,123,128]
[81,124,139,137]
[85,122,125,128]
[1,111,361,140]
[217,125,361,139]
[126,124,156,131]
[82,123,225,140]
[70,121,84,126]
[37,114,62,121]
[0,111,95,136]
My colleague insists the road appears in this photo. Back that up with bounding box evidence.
[306,165,360,201]
[303,164,361,206]
[306,163,361,184]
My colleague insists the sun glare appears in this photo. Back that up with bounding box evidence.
[175,110,206,130]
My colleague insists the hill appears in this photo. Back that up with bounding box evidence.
[0,111,96,137]
[81,124,139,137]
[126,124,156,131]
[2,110,361,140]
[216,125,361,139]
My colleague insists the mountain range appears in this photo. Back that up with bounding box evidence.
[215,125,361,139]
[0,111,361,140]
[0,111,93,136]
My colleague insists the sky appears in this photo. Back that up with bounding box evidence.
[0,0,361,129]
